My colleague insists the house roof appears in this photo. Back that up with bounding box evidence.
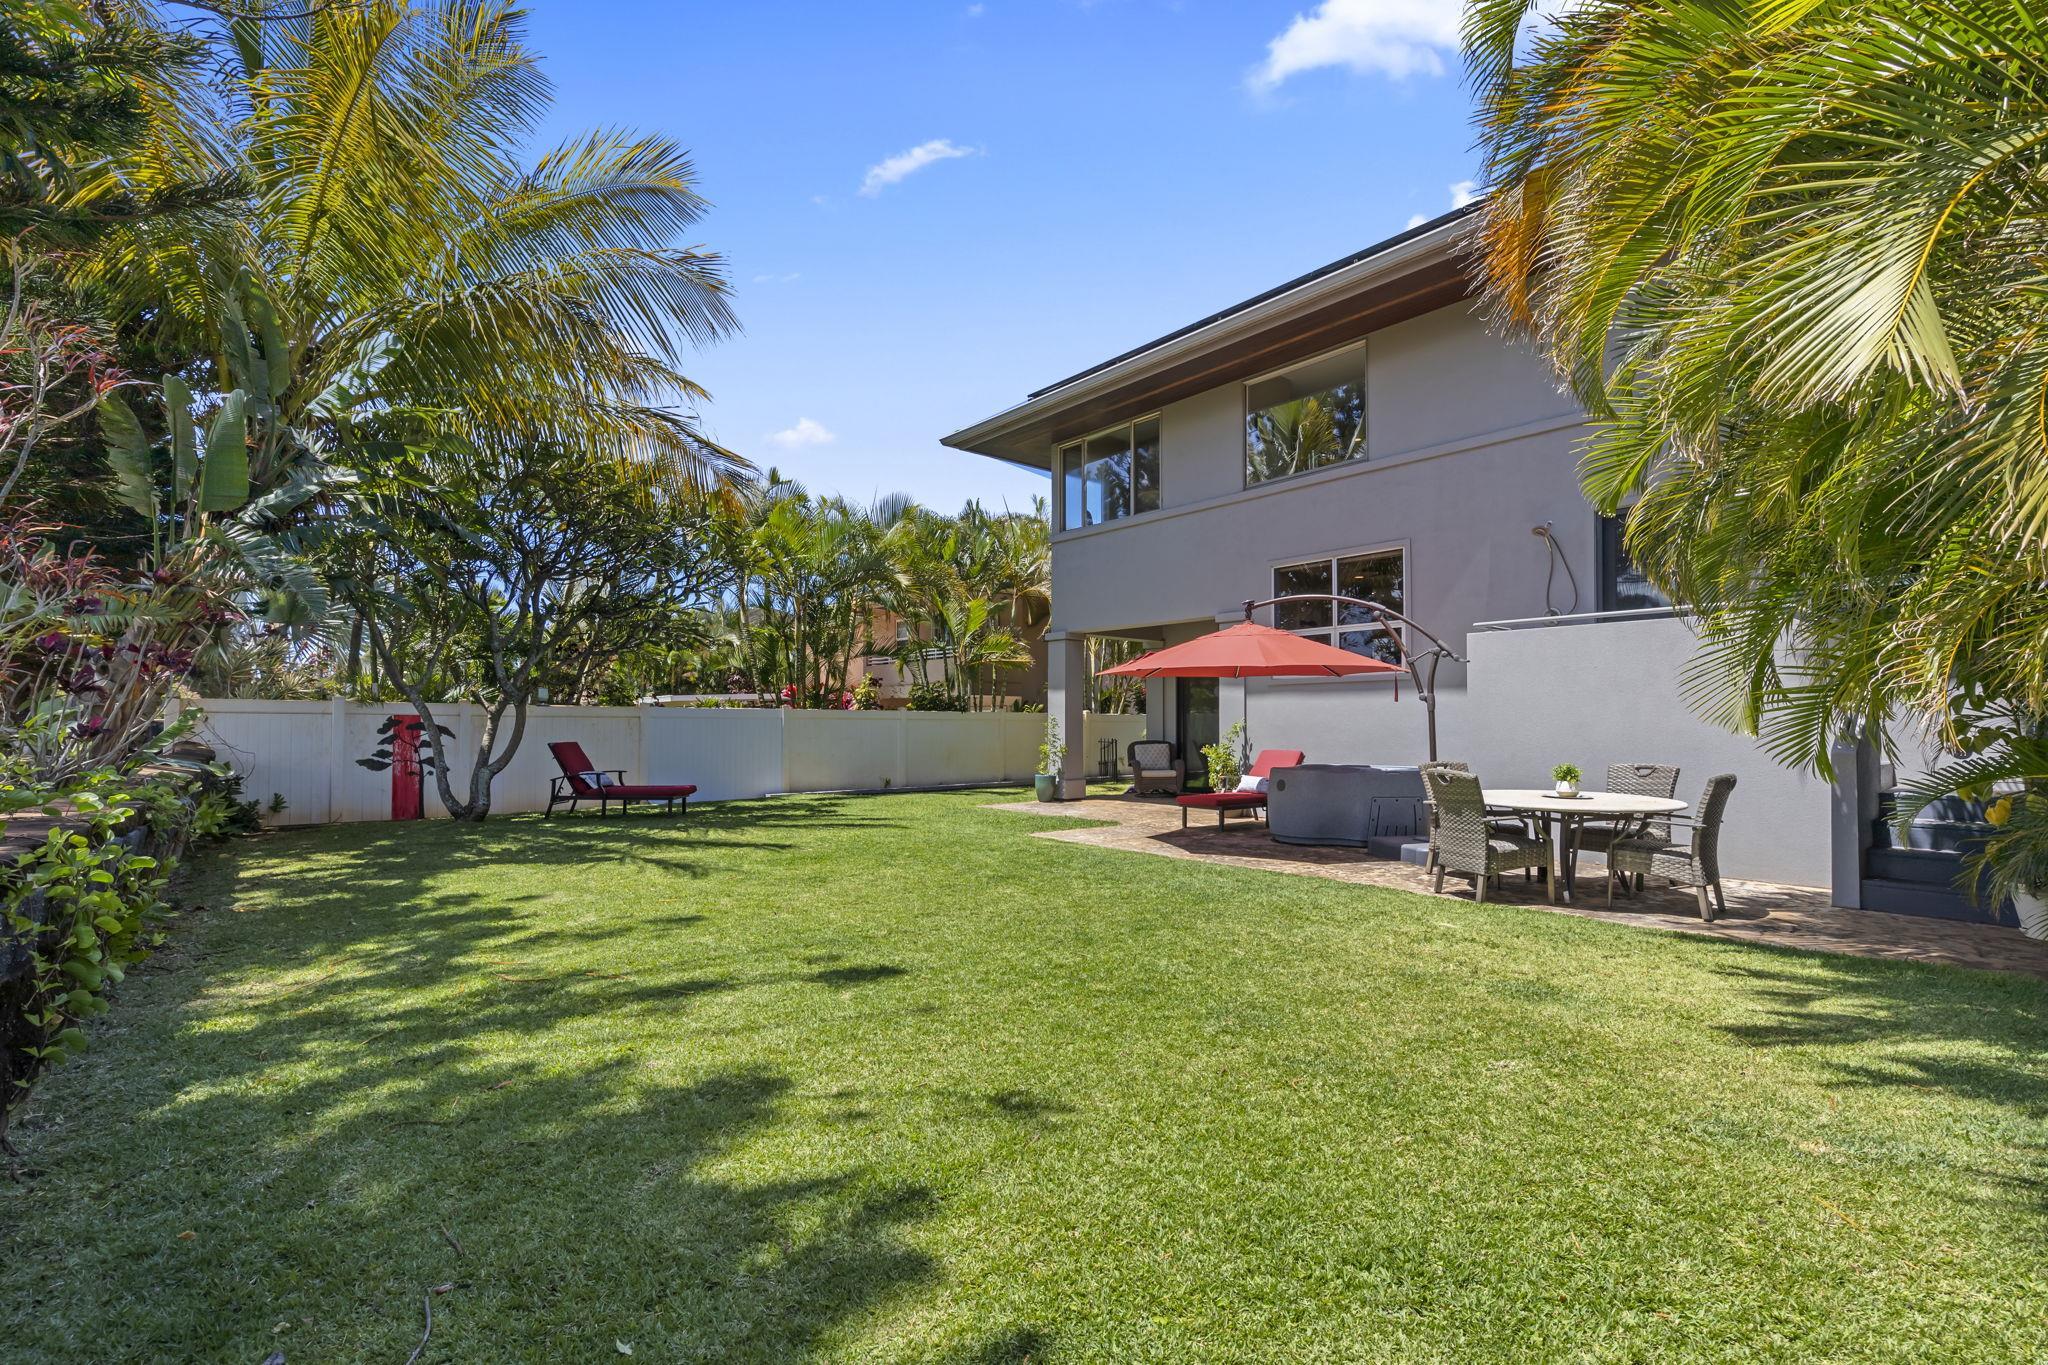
[941,203,1482,469]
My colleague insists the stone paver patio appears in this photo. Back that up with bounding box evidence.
[991,794,2048,979]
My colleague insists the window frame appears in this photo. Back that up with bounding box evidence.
[1056,411,1163,532]
[1268,542,1408,671]
[1596,507,1673,614]
[1242,340,1370,490]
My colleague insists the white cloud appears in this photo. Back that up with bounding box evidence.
[1406,179,1484,230]
[966,2,985,14]
[751,271,801,285]
[1249,0,1461,90]
[859,139,980,197]
[768,418,835,449]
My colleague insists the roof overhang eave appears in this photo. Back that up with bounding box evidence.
[940,211,1476,469]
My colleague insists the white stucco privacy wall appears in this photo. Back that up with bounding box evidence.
[185,700,1147,826]
[1446,617,1833,888]
[1195,617,1832,887]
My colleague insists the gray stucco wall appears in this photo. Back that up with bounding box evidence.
[1050,302,1591,653]
[1043,299,1836,889]
[1159,619,1833,889]
[1446,618,1833,888]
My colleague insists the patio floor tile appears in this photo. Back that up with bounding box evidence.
[990,795,2048,979]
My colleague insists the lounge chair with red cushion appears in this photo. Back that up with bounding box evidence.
[1175,749,1305,829]
[546,740,697,818]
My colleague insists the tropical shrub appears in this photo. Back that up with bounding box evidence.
[1465,0,2048,896]
[1202,721,1248,792]
[906,682,967,713]
[1038,716,1065,778]
[0,763,201,1152]
[0,517,226,785]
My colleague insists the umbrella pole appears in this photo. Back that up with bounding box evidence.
[1242,677,1250,768]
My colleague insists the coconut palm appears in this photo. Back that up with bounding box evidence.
[80,0,744,491]
[1464,0,2048,890]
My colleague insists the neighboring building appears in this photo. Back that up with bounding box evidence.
[851,605,1049,709]
[944,208,1844,891]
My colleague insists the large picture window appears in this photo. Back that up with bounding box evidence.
[1058,415,1161,530]
[1272,547,1405,664]
[1245,344,1367,486]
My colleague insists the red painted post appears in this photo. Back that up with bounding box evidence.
[390,715,425,821]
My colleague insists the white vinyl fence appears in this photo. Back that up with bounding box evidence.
[182,698,1147,826]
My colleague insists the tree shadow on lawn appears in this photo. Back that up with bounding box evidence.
[8,858,944,1358]
[14,1053,947,1359]
[1711,954,2048,1217]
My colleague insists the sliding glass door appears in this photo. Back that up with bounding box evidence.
[1175,678,1219,789]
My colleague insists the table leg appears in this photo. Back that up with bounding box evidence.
[1560,815,1579,902]
[1540,818,1564,900]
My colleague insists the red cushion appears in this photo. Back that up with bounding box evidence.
[550,741,604,794]
[1176,791,1268,810]
[1248,749,1305,777]
[599,784,696,799]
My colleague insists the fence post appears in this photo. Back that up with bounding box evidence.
[327,696,348,824]
[633,703,650,788]
[776,708,791,796]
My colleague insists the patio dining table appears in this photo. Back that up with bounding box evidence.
[1483,789,1690,903]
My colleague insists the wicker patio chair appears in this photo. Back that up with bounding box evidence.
[1127,739,1185,796]
[1421,764,1552,904]
[1606,774,1737,920]
[1424,759,1534,874]
[1575,763,1680,891]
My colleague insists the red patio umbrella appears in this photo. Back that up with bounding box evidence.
[1099,621,1401,768]
[1098,620,1403,680]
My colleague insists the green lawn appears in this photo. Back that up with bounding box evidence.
[5,789,2047,1361]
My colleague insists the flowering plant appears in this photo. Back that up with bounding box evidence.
[0,519,228,786]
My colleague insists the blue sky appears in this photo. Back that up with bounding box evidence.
[523,1,1480,511]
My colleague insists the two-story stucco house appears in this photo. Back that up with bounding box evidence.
[944,209,1847,892]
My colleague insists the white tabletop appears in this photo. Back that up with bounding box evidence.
[1483,789,1689,818]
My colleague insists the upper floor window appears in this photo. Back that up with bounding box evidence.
[1245,344,1367,486]
[1059,415,1160,531]
[1272,547,1405,664]
[1598,509,1672,613]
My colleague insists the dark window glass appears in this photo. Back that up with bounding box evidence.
[1057,417,1162,529]
[1133,417,1161,514]
[1245,346,1368,486]
[1339,629,1402,664]
[1275,549,1404,661]
[1599,512,1671,612]
[1273,560,1333,631]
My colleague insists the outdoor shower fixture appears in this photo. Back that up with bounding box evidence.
[1241,593,1463,762]
[1530,521,1580,618]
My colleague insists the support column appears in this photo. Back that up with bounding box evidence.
[1829,734,1881,909]
[1046,630,1090,799]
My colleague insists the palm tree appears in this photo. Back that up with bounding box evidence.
[80,0,745,492]
[1465,0,2048,892]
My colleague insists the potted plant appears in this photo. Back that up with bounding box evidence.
[1202,720,1248,793]
[1552,762,1582,798]
[1035,717,1065,802]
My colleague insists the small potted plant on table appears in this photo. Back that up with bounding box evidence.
[1552,762,1582,798]
[1035,717,1065,802]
